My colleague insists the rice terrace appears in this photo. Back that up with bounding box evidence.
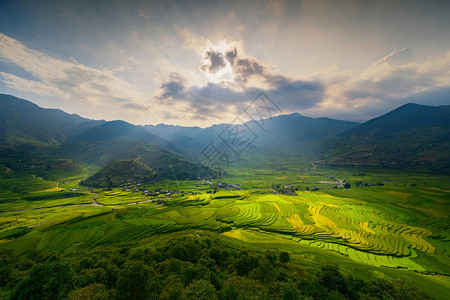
[1,159,449,299]
[1,0,450,299]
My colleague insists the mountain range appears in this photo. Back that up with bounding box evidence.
[1,93,449,185]
[0,94,214,185]
[143,113,360,157]
[320,103,450,173]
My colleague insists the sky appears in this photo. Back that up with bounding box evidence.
[0,0,449,127]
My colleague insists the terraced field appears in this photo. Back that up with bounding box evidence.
[1,185,448,275]
[1,165,449,297]
[212,189,449,272]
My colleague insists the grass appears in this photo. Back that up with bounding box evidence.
[0,161,449,297]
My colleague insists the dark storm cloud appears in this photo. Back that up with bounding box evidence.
[223,47,323,110]
[158,42,326,119]
[157,70,324,119]
[224,47,266,84]
[225,48,237,65]
[201,50,226,74]
[158,76,250,118]
[158,73,185,100]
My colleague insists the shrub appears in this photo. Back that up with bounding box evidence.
[279,251,290,263]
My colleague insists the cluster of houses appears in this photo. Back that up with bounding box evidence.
[272,184,299,195]
[209,183,242,190]
[275,190,298,196]
[98,180,244,198]
[119,186,176,197]
[142,188,175,197]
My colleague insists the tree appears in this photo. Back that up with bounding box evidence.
[281,281,300,300]
[279,251,290,263]
[220,276,264,300]
[251,258,275,284]
[182,263,208,285]
[184,279,216,300]
[69,283,109,300]
[316,265,347,295]
[344,182,351,189]
[10,260,74,300]
[0,249,15,287]
[116,260,149,300]
[159,280,184,300]
[264,250,278,264]
[219,281,239,300]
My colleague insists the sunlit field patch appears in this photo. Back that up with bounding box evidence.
[1,165,449,297]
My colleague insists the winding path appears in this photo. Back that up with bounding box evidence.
[87,187,102,206]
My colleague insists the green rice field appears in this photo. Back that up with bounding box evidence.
[1,163,449,298]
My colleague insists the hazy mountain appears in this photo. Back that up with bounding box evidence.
[66,120,179,153]
[142,124,204,140]
[245,113,360,152]
[0,94,216,181]
[143,123,229,156]
[144,113,360,157]
[2,94,449,176]
[321,103,450,173]
[0,94,103,152]
[55,120,216,180]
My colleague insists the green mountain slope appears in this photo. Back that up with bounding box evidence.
[81,159,157,187]
[0,94,103,152]
[321,103,450,173]
[0,94,215,182]
[57,120,215,180]
[74,120,179,153]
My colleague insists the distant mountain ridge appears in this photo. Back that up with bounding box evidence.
[143,113,360,157]
[340,103,450,135]
[244,113,360,152]
[64,120,179,153]
[0,94,104,151]
[1,94,449,176]
[0,94,216,184]
[320,103,450,173]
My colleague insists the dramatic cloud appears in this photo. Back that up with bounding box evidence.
[304,49,450,121]
[156,45,325,120]
[201,50,226,74]
[0,72,69,99]
[0,33,148,111]
[155,42,450,124]
[225,49,266,85]
[158,73,186,100]
[1,0,449,126]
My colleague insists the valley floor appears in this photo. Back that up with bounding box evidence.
[0,163,449,299]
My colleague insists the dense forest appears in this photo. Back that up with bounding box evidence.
[1,232,430,300]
